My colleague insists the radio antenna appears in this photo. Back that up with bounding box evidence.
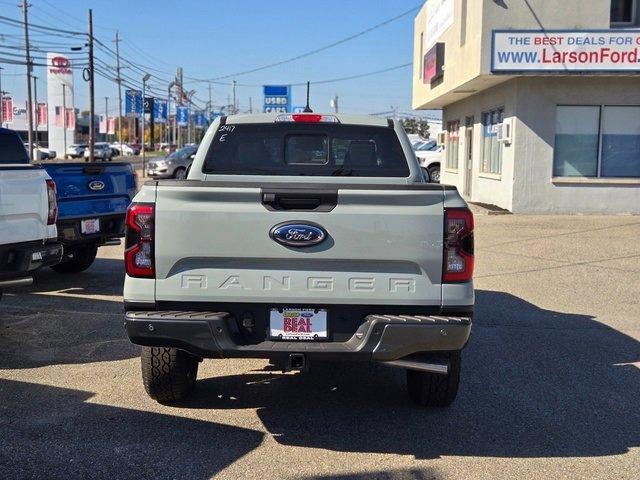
[303,81,313,113]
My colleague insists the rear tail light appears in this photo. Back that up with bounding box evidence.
[125,203,155,278]
[275,114,339,123]
[443,207,474,283]
[45,179,58,225]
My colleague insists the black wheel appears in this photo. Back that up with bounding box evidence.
[51,244,98,274]
[427,165,441,183]
[174,167,186,180]
[406,351,461,407]
[141,347,199,404]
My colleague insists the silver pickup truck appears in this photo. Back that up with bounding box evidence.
[123,113,474,407]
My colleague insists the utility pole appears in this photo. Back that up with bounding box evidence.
[0,65,3,125]
[232,80,237,114]
[141,73,150,175]
[32,75,38,146]
[331,94,339,113]
[114,31,123,152]
[62,83,67,155]
[88,9,95,162]
[104,96,109,142]
[22,0,34,160]
[249,96,252,114]
[208,82,212,121]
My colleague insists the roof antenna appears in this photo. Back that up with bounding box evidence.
[303,81,313,113]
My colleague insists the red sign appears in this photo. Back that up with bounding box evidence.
[107,117,116,135]
[1,97,13,123]
[37,103,48,126]
[49,55,72,74]
[65,108,75,130]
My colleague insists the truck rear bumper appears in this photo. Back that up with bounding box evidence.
[124,311,472,361]
[57,213,125,245]
[0,240,63,283]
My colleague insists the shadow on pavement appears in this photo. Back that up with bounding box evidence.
[298,469,440,480]
[0,258,134,369]
[184,290,640,460]
[0,379,263,479]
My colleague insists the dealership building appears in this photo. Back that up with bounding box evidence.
[413,0,640,213]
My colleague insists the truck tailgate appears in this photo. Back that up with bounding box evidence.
[154,182,444,306]
[43,162,135,219]
[0,166,49,244]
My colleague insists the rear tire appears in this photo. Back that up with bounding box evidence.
[51,244,98,274]
[427,164,441,183]
[406,350,461,407]
[141,347,199,404]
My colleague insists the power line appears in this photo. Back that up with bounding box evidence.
[186,5,420,82]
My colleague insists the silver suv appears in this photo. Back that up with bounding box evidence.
[147,145,197,179]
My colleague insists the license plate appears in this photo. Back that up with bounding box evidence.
[81,218,100,234]
[270,308,328,340]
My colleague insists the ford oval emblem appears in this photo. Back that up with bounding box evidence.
[270,222,327,248]
[88,180,105,191]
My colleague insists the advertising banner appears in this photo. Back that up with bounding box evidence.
[176,105,189,126]
[492,30,640,73]
[65,108,75,130]
[125,89,142,117]
[2,97,14,124]
[107,117,116,135]
[153,99,167,124]
[36,103,48,127]
[99,115,107,134]
[263,85,291,113]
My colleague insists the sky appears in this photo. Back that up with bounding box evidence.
[0,0,439,118]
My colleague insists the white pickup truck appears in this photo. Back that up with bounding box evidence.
[123,113,474,407]
[0,128,62,299]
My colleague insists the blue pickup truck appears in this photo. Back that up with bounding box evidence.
[41,162,136,273]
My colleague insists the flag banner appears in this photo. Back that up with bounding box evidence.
[54,106,63,127]
[65,108,75,130]
[99,115,107,134]
[153,99,168,124]
[107,117,116,135]
[176,106,189,126]
[125,89,142,118]
[1,97,14,123]
[37,103,48,126]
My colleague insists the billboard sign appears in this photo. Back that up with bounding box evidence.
[46,52,74,154]
[125,89,142,117]
[492,30,640,73]
[176,106,189,126]
[263,85,291,113]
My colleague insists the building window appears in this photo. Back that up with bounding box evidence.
[446,120,460,170]
[554,105,640,177]
[611,0,637,25]
[481,108,504,174]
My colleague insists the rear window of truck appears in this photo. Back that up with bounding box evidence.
[0,131,29,164]
[202,123,410,177]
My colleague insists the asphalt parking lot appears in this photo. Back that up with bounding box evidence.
[1,213,638,480]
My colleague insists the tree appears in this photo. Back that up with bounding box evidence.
[401,118,430,139]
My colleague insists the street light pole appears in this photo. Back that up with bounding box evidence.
[141,73,151,176]
[88,8,95,162]
[104,96,109,142]
[62,83,67,156]
[22,0,34,161]
[32,75,38,146]
[167,81,175,147]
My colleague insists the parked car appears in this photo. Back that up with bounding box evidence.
[146,145,197,179]
[414,139,442,183]
[40,161,137,273]
[109,143,135,157]
[123,113,474,407]
[83,142,114,161]
[65,144,87,159]
[24,142,56,161]
[1,128,63,300]
[128,143,142,155]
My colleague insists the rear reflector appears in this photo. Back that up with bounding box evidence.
[443,207,474,283]
[275,114,339,123]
